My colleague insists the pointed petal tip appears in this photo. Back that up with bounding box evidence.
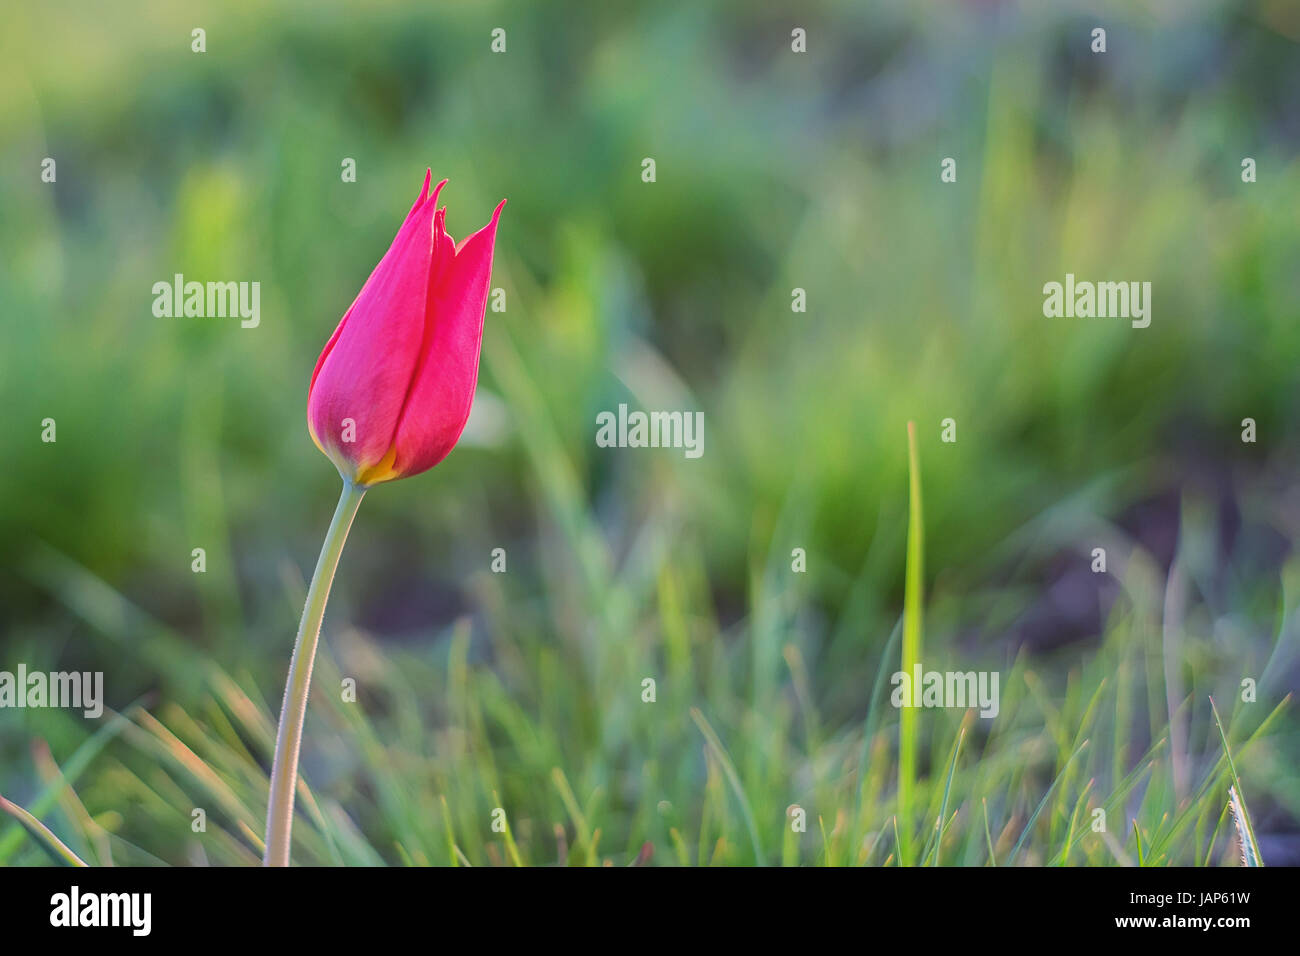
[407,170,439,219]
[429,178,447,206]
[481,198,507,235]
[451,198,507,255]
[485,197,507,236]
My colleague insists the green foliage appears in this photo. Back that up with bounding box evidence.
[1,0,1298,865]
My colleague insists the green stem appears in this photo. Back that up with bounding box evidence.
[264,479,366,866]
[898,421,924,866]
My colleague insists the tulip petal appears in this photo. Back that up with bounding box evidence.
[307,176,446,477]
[388,198,505,478]
[309,170,441,401]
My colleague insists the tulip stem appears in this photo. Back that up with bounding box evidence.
[264,479,366,866]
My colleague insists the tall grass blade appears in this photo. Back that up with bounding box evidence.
[926,726,965,866]
[690,707,766,865]
[1008,738,1088,864]
[1212,696,1263,866]
[898,420,924,865]
[0,795,88,867]
[0,703,140,863]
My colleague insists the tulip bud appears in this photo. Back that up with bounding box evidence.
[307,169,505,486]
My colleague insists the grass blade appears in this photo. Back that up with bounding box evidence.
[925,725,965,865]
[690,707,766,865]
[0,794,88,867]
[1212,696,1263,866]
[982,798,997,866]
[898,420,924,865]
[1008,738,1089,864]
[0,703,141,863]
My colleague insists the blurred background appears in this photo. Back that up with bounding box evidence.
[1,0,1298,866]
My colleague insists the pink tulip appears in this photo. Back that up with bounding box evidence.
[267,170,505,867]
[307,169,505,486]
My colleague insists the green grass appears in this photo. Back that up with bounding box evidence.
[0,794,88,867]
[1212,698,1264,867]
[897,421,924,865]
[1,417,1292,866]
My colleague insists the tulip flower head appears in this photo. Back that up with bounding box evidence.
[308,170,505,486]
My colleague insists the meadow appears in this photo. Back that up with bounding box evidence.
[1,0,1298,866]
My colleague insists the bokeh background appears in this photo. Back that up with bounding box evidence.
[2,0,1299,865]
